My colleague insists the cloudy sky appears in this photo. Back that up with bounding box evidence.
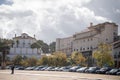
[0,0,120,44]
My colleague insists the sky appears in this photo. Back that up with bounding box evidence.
[0,0,120,44]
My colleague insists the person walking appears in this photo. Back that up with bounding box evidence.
[11,64,15,74]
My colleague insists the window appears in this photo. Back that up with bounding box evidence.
[80,47,82,50]
[88,39,89,41]
[83,40,85,42]
[91,38,93,41]
[77,49,78,51]
[87,47,89,50]
[106,38,108,41]
[74,49,75,51]
[90,46,93,49]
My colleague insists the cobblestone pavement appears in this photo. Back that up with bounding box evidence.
[0,70,120,80]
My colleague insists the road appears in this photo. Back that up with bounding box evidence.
[0,70,120,80]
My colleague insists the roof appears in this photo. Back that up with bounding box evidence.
[74,22,118,36]
[13,33,36,40]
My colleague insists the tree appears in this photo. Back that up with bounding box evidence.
[92,43,114,67]
[27,57,38,66]
[31,40,49,53]
[49,42,56,53]
[0,39,10,69]
[16,40,19,48]
[39,51,67,66]
[12,55,23,65]
[52,52,67,66]
[70,51,86,66]
[39,55,49,66]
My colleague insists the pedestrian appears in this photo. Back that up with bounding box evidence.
[11,64,15,74]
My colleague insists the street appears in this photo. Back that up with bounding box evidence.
[0,70,120,80]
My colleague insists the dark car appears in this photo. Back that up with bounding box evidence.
[116,71,120,75]
[40,66,48,71]
[69,66,81,72]
[96,67,111,74]
[15,66,24,70]
[76,67,88,73]
[52,67,60,71]
[106,68,120,75]
[58,67,65,71]
[85,67,100,73]
[34,66,44,70]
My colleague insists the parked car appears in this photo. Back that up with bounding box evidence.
[85,67,100,73]
[40,66,48,71]
[15,66,24,70]
[25,66,36,70]
[57,67,65,71]
[76,67,88,73]
[45,67,55,71]
[34,66,44,70]
[69,66,81,72]
[106,68,120,75]
[6,65,12,69]
[116,71,120,75]
[53,67,60,71]
[62,66,72,72]
[96,67,111,74]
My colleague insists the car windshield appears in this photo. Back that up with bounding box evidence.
[100,67,107,70]
[89,67,96,70]
[79,67,87,70]
[110,69,118,72]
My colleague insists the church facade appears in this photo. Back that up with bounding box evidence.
[8,33,42,59]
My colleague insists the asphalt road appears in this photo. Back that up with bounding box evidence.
[0,70,120,80]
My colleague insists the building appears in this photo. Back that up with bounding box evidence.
[56,37,73,56]
[112,40,120,68]
[56,22,119,66]
[8,33,42,59]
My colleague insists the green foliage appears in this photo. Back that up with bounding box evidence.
[0,39,10,52]
[21,56,38,66]
[93,43,114,67]
[12,55,23,65]
[31,40,49,53]
[39,52,67,66]
[49,42,56,53]
[39,55,48,66]
[70,51,86,66]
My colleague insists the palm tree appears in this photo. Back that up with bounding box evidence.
[16,40,19,48]
[0,39,10,69]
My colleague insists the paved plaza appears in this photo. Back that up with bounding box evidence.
[0,70,120,80]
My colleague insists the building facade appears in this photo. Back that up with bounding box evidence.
[56,22,119,67]
[56,37,73,56]
[112,40,120,68]
[8,33,42,59]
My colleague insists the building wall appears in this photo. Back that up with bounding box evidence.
[56,22,118,57]
[73,22,118,55]
[56,37,73,56]
[8,33,42,59]
[112,40,120,67]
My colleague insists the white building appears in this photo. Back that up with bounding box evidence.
[72,22,118,56]
[56,22,119,66]
[112,40,120,68]
[56,37,73,56]
[8,33,42,59]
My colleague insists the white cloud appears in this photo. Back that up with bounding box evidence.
[0,0,110,43]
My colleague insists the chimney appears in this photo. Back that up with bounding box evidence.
[34,34,35,38]
[15,34,16,37]
[90,22,93,27]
